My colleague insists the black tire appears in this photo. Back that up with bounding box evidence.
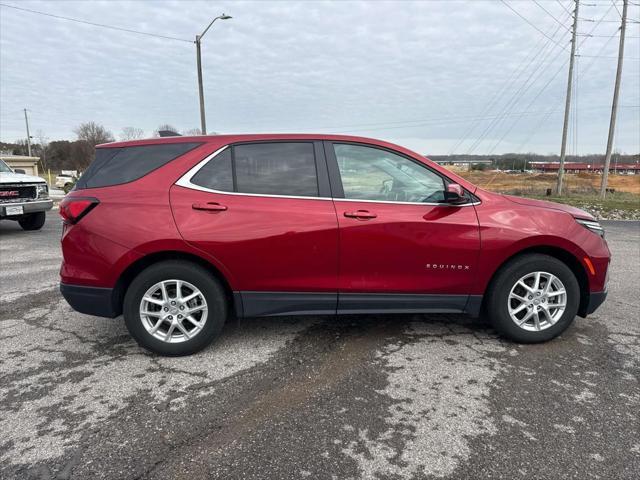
[485,253,580,343]
[63,183,74,194]
[123,260,227,356]
[18,212,46,230]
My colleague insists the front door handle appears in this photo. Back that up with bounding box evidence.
[344,210,377,220]
[192,202,228,212]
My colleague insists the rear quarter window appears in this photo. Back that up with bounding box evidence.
[76,142,202,189]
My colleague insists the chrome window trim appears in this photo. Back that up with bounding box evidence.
[333,197,480,207]
[175,145,331,202]
[175,144,480,207]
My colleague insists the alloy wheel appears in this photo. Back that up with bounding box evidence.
[139,279,208,343]
[507,271,567,332]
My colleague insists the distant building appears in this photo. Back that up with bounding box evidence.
[0,154,41,176]
[530,162,640,175]
[430,158,493,166]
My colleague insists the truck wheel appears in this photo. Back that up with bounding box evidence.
[123,260,227,356]
[485,254,580,343]
[63,183,74,194]
[18,212,46,230]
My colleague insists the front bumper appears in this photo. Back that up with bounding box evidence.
[0,199,53,218]
[60,283,119,318]
[580,290,608,317]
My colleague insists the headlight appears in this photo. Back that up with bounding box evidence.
[575,218,604,238]
[37,184,49,198]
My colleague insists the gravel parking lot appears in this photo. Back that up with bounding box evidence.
[1,212,638,480]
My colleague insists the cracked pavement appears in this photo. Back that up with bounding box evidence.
[1,212,638,479]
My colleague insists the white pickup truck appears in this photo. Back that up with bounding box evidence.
[0,159,53,230]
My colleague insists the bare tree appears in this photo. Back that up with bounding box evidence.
[72,122,114,169]
[35,129,49,171]
[182,128,202,136]
[74,121,114,146]
[120,126,145,141]
[153,124,179,137]
[70,140,94,170]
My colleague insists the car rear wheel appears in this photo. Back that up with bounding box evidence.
[123,260,227,356]
[485,254,580,343]
[18,212,46,230]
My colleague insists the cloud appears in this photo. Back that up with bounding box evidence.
[1,0,638,154]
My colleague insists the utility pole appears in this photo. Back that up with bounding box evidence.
[23,108,32,157]
[556,0,580,195]
[196,36,206,135]
[194,14,232,136]
[600,0,628,199]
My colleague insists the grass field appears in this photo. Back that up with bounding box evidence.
[448,168,640,219]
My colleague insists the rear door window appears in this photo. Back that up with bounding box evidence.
[76,142,201,189]
[189,142,319,197]
[234,143,318,197]
[190,149,234,191]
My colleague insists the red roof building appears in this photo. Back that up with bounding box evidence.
[530,162,640,174]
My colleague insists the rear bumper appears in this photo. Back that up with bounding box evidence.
[60,283,119,318]
[1,199,53,217]
[580,290,608,317]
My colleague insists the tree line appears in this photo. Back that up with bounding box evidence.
[1,122,200,172]
[2,123,638,173]
[429,152,640,171]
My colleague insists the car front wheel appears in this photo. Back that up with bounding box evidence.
[486,254,580,343]
[123,260,227,356]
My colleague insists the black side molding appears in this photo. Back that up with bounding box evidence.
[60,283,119,318]
[337,293,469,315]
[236,291,476,318]
[239,292,337,317]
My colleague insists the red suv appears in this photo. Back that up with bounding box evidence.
[60,135,610,356]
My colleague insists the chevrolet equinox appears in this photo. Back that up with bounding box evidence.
[59,135,610,356]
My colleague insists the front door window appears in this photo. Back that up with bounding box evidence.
[334,144,446,203]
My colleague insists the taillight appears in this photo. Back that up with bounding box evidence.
[59,197,99,224]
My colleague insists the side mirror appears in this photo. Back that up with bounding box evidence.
[444,183,468,205]
[14,168,26,174]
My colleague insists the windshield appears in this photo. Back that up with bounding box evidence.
[0,159,12,173]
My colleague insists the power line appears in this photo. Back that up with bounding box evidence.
[612,0,624,19]
[578,32,640,37]
[580,16,640,22]
[515,30,623,152]
[468,14,572,154]
[0,3,193,43]
[468,1,582,154]
[534,0,573,32]
[330,105,636,135]
[500,0,570,50]
[577,53,640,58]
[485,2,619,155]
[557,0,575,16]
[449,5,573,154]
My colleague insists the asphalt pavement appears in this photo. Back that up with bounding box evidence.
[1,212,638,479]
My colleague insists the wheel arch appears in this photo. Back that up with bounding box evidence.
[112,250,236,317]
[482,245,590,318]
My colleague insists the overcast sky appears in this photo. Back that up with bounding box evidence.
[1,0,639,155]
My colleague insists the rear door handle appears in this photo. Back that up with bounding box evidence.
[192,202,228,212]
[344,210,377,220]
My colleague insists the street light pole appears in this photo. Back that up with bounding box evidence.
[195,14,232,135]
[196,35,206,135]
